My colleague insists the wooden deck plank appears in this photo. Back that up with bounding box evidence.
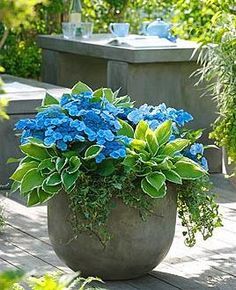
[1,224,69,272]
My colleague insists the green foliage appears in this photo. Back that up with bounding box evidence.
[0,270,103,290]
[123,120,206,199]
[177,176,222,247]
[68,171,154,245]
[0,98,9,120]
[197,21,236,167]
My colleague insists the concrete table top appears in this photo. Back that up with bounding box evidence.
[37,34,200,63]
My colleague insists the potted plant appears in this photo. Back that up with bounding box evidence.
[10,82,222,280]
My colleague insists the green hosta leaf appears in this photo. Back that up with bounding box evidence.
[38,158,55,172]
[68,156,82,173]
[28,137,51,148]
[174,160,206,180]
[62,151,77,158]
[38,188,54,203]
[20,143,50,161]
[72,82,93,95]
[154,120,172,146]
[134,120,149,140]
[7,157,21,164]
[27,189,40,206]
[156,184,167,198]
[155,158,173,170]
[103,88,114,102]
[10,161,39,182]
[122,155,137,167]
[130,139,146,151]
[97,159,116,176]
[42,92,59,106]
[146,172,166,191]
[10,180,20,194]
[117,119,134,138]
[56,157,68,172]
[84,145,103,160]
[145,129,159,155]
[45,172,61,186]
[163,170,182,185]
[62,170,80,192]
[20,169,44,195]
[42,180,61,195]
[141,178,167,198]
[161,139,190,156]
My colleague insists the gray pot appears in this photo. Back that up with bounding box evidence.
[48,185,177,280]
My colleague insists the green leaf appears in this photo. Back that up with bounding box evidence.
[68,156,82,173]
[103,88,114,102]
[117,119,134,138]
[72,82,93,95]
[45,172,61,186]
[42,180,61,195]
[10,180,20,194]
[155,157,174,170]
[174,160,206,180]
[7,157,21,164]
[130,139,146,151]
[38,158,55,172]
[84,145,103,160]
[38,188,54,203]
[20,143,50,161]
[20,169,44,194]
[162,170,182,184]
[61,170,80,192]
[27,189,40,206]
[28,137,50,148]
[122,155,137,167]
[97,159,116,176]
[154,120,172,146]
[10,161,39,182]
[145,129,159,155]
[141,178,167,198]
[134,120,149,140]
[146,172,166,191]
[42,92,59,106]
[55,157,67,172]
[161,139,190,156]
[62,151,77,158]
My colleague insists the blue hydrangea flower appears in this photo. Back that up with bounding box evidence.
[190,143,204,156]
[126,103,193,130]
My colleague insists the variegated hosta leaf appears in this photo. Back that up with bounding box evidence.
[134,120,149,140]
[174,160,206,180]
[154,120,172,146]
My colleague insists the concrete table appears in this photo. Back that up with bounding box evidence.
[38,34,221,172]
[0,75,68,188]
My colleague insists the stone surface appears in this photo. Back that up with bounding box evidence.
[48,187,177,280]
[38,34,222,173]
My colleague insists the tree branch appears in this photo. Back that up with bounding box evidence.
[0,28,9,50]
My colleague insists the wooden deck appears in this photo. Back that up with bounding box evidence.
[0,174,235,289]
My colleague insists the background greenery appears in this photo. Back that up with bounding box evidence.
[0,0,235,79]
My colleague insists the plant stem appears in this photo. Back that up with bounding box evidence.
[0,27,9,50]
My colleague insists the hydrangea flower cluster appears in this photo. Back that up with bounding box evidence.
[124,103,193,130]
[15,88,208,169]
[185,143,208,171]
[16,92,127,162]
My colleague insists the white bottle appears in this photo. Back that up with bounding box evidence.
[69,0,82,36]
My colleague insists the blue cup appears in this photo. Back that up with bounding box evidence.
[109,23,130,37]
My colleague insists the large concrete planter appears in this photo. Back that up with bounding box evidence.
[48,186,177,280]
